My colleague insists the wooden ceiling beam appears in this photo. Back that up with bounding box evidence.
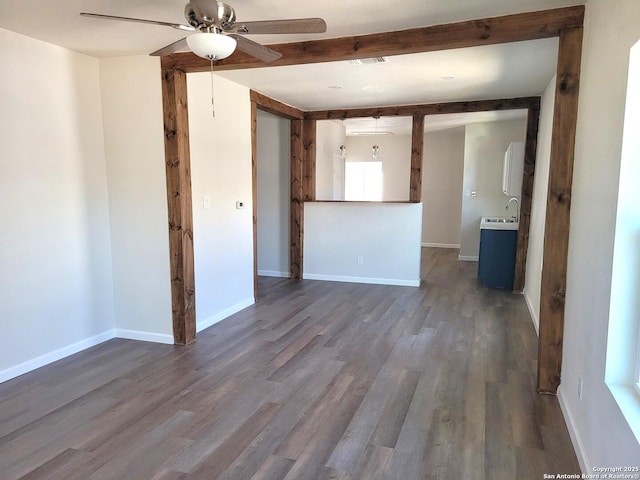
[304,97,539,120]
[160,6,584,73]
[250,90,304,120]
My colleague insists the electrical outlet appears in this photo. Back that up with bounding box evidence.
[357,256,364,265]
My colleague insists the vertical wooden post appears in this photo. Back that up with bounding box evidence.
[513,99,541,293]
[538,27,583,393]
[290,119,304,279]
[410,114,425,202]
[302,118,317,201]
[160,64,196,345]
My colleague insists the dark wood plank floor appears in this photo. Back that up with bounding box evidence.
[0,248,580,479]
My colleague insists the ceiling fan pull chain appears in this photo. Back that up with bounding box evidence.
[210,57,216,118]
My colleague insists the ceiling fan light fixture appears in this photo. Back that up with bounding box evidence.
[186,32,237,60]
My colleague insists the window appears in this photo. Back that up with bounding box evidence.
[344,161,383,201]
[315,117,412,202]
[636,338,640,396]
[606,38,640,442]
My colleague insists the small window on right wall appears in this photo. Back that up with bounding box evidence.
[606,37,640,442]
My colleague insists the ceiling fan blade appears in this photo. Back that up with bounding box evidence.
[190,0,219,24]
[80,13,195,31]
[150,38,189,56]
[229,34,282,62]
[232,18,327,35]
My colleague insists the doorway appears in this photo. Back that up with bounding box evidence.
[255,110,291,297]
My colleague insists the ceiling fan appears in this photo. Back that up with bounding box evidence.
[80,0,327,62]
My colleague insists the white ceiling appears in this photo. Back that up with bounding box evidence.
[217,38,559,111]
[0,0,577,130]
[0,0,580,57]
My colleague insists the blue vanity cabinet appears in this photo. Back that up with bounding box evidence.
[478,228,518,290]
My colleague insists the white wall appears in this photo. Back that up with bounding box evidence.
[559,0,640,469]
[304,202,422,286]
[344,135,412,201]
[0,28,115,380]
[101,62,256,339]
[523,75,556,333]
[99,56,173,343]
[316,120,346,200]
[421,127,465,248]
[256,109,290,277]
[459,119,527,260]
[188,73,255,332]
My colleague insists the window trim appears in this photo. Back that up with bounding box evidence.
[605,37,640,444]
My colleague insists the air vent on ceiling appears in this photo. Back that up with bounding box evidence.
[348,57,388,65]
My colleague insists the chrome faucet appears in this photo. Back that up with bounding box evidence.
[507,197,519,220]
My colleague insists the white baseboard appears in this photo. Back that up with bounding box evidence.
[0,315,250,384]
[257,270,289,278]
[197,298,255,333]
[115,329,174,345]
[557,385,590,474]
[523,292,540,336]
[458,255,479,261]
[422,243,460,249]
[0,330,115,384]
[303,273,420,287]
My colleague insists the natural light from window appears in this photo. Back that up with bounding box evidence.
[606,38,640,443]
[344,161,383,201]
